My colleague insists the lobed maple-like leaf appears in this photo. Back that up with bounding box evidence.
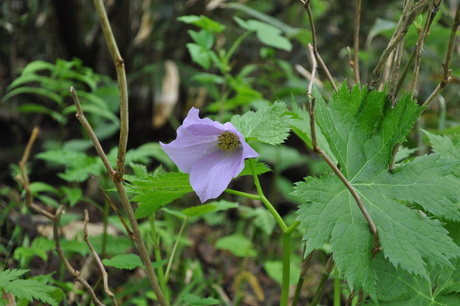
[293,84,460,295]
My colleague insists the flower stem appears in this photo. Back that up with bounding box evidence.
[249,159,288,232]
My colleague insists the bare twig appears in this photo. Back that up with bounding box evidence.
[423,0,460,106]
[292,251,314,306]
[409,0,442,97]
[352,0,362,84]
[310,256,335,306]
[301,0,338,92]
[306,45,381,257]
[369,0,430,90]
[17,127,55,220]
[88,174,134,239]
[92,0,128,181]
[384,0,414,93]
[83,210,119,306]
[54,206,105,306]
[71,88,115,178]
[71,88,168,305]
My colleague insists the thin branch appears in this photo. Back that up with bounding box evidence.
[83,210,119,306]
[71,87,115,178]
[88,174,134,239]
[92,0,128,181]
[352,0,362,84]
[292,251,314,306]
[17,127,55,220]
[306,45,381,257]
[409,0,442,97]
[310,256,335,306]
[301,0,338,92]
[423,0,460,106]
[54,206,105,306]
[369,0,430,90]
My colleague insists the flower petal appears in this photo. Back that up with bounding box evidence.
[190,149,245,202]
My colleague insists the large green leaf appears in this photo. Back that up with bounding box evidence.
[292,84,460,295]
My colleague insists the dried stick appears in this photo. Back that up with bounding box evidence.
[291,251,314,306]
[54,206,105,306]
[369,0,430,90]
[384,0,414,94]
[83,210,119,306]
[423,1,460,106]
[301,0,338,93]
[71,88,168,305]
[71,88,115,177]
[89,174,134,239]
[310,256,334,306]
[409,0,442,97]
[352,0,362,84]
[92,0,128,181]
[17,127,55,220]
[306,45,381,257]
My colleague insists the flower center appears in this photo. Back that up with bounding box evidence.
[217,131,241,151]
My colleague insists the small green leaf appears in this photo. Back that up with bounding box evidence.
[234,17,292,51]
[188,29,214,49]
[215,234,257,257]
[103,254,143,270]
[264,258,300,285]
[61,186,83,207]
[231,101,291,145]
[182,204,218,217]
[238,160,271,177]
[186,43,213,70]
[177,15,225,33]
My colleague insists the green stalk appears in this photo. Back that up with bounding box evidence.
[249,159,288,232]
[149,216,168,302]
[280,233,291,306]
[333,277,341,306]
[223,31,253,65]
[165,217,188,283]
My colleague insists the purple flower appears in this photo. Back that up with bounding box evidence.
[160,107,259,202]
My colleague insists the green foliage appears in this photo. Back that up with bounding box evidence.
[3,58,119,136]
[231,101,292,145]
[293,84,460,296]
[0,269,58,306]
[181,293,220,306]
[36,142,170,183]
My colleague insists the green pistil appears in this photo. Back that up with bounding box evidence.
[217,131,241,151]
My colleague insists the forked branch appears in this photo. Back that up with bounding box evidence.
[71,88,168,305]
